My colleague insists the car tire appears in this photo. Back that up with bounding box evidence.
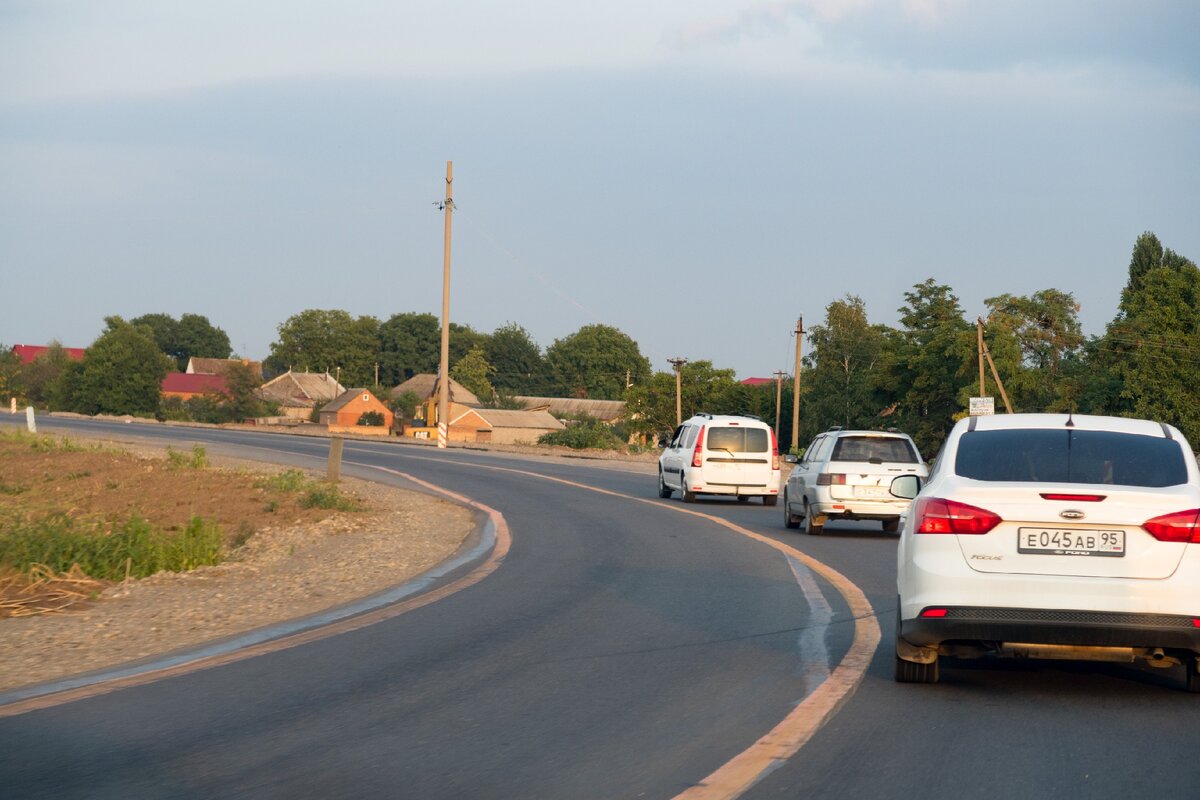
[783,491,801,529]
[682,487,696,503]
[763,495,778,506]
[883,518,899,533]
[658,470,672,499]
[804,502,823,535]
[1186,655,1200,693]
[894,651,940,684]
[737,496,750,503]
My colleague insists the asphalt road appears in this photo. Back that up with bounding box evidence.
[2,415,1199,799]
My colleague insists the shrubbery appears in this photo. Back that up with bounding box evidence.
[538,418,625,450]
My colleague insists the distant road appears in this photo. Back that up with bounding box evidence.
[1,415,1198,799]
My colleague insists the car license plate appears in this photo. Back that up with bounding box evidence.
[853,485,889,498]
[1017,527,1125,557]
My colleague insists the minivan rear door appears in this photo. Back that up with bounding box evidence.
[705,425,771,489]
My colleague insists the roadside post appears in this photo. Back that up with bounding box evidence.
[10,397,16,414]
[327,436,344,483]
[25,406,36,433]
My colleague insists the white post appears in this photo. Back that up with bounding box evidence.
[9,397,15,414]
[25,406,36,433]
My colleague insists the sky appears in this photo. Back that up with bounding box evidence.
[2,0,1198,380]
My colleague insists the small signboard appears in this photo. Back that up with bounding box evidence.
[970,397,995,416]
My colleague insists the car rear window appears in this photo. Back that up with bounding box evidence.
[954,429,1189,487]
[830,436,919,464]
[707,427,769,453]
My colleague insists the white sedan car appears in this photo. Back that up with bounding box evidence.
[892,413,1200,691]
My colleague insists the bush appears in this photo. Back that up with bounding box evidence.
[538,418,625,450]
[357,411,385,426]
[300,482,362,511]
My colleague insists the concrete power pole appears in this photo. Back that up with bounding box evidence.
[773,370,786,440]
[437,161,454,449]
[668,357,688,426]
[790,316,804,451]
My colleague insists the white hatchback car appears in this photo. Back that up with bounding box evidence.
[658,414,781,504]
[893,413,1200,691]
[783,428,927,534]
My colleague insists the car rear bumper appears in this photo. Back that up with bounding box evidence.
[901,606,1200,651]
[812,499,907,520]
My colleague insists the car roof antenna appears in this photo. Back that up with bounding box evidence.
[1065,406,1075,428]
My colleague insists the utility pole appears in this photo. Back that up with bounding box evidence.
[977,318,985,396]
[791,316,804,451]
[374,362,379,388]
[436,161,454,449]
[668,357,688,426]
[773,370,786,440]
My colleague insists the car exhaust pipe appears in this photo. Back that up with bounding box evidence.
[998,643,1182,667]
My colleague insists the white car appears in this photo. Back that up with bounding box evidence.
[658,414,781,504]
[892,413,1200,691]
[783,428,926,534]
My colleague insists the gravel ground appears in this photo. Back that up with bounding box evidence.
[0,445,474,694]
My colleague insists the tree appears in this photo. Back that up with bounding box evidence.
[130,312,231,370]
[486,323,547,394]
[449,323,490,367]
[266,309,380,387]
[0,344,21,405]
[223,360,272,422]
[545,324,650,400]
[14,341,75,410]
[984,289,1084,410]
[378,312,441,386]
[69,317,173,415]
[622,360,745,442]
[451,345,495,401]
[803,296,892,431]
[889,279,974,455]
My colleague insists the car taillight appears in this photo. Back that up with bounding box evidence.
[1041,493,1106,502]
[913,496,1001,535]
[816,473,846,486]
[692,426,706,468]
[769,427,779,471]
[1143,509,1200,543]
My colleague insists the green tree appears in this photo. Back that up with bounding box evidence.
[890,279,974,455]
[14,341,75,409]
[623,360,745,442]
[378,312,441,385]
[131,312,231,370]
[266,309,380,387]
[223,360,271,422]
[0,344,21,405]
[546,324,650,400]
[984,289,1084,410]
[451,345,496,401]
[449,323,490,367]
[70,317,173,415]
[803,296,892,431]
[486,323,547,394]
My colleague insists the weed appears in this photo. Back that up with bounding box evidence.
[230,522,255,549]
[105,480,120,490]
[0,483,28,496]
[255,469,309,493]
[300,483,362,511]
[166,444,208,470]
[264,500,279,513]
[66,471,92,480]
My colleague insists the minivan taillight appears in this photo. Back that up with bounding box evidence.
[1143,509,1200,543]
[913,497,1001,535]
[769,427,780,471]
[692,426,706,468]
[816,473,846,486]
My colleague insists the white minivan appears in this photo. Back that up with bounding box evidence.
[658,414,781,504]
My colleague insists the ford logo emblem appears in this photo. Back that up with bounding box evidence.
[1060,509,1085,520]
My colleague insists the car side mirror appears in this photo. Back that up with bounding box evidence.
[784,454,798,464]
[890,474,922,500]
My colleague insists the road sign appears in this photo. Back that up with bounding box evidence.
[969,397,995,416]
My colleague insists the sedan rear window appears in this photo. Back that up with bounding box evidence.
[707,427,769,453]
[955,429,1189,487]
[830,436,919,464]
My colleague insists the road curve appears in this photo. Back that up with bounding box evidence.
[0,416,871,798]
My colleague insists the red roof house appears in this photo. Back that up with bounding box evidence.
[162,372,229,401]
[12,344,86,365]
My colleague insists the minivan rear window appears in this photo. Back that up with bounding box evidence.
[955,429,1189,487]
[707,427,769,454]
[830,436,918,464]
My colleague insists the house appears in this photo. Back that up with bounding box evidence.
[186,357,263,381]
[319,388,394,435]
[162,372,229,401]
[12,344,86,365]
[511,396,626,424]
[258,370,346,420]
[740,377,776,387]
[440,406,565,444]
[392,373,481,415]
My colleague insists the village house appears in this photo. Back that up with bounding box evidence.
[319,388,394,435]
[161,372,229,401]
[186,357,263,381]
[258,370,346,420]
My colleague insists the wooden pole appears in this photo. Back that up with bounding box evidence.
[327,436,344,482]
[773,370,785,441]
[981,339,1014,413]
[790,317,803,451]
[668,358,687,425]
[977,317,986,396]
[437,161,453,448]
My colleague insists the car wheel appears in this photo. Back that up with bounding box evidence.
[682,483,696,503]
[894,651,940,684]
[737,495,750,503]
[883,518,899,533]
[783,491,801,529]
[1186,654,1200,693]
[658,470,672,498]
[804,502,824,535]
[763,495,778,506]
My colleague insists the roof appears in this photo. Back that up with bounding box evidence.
[12,344,86,365]
[457,408,566,430]
[512,396,626,420]
[959,413,1175,437]
[187,357,263,380]
[740,377,776,386]
[162,372,229,395]
[320,388,385,414]
[259,371,345,406]
[392,374,481,407]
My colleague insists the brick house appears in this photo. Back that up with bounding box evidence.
[319,388,394,435]
[162,372,230,401]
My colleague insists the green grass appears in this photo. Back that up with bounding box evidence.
[2,429,92,453]
[300,483,363,511]
[0,513,223,580]
[166,444,208,469]
[255,469,309,492]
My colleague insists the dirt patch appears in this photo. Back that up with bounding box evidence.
[0,433,475,693]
